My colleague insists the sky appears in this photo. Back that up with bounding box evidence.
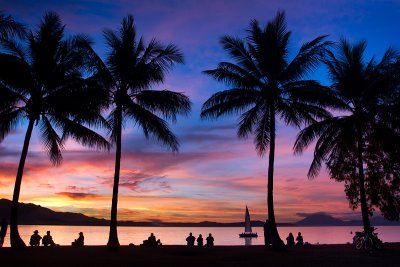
[1,0,400,223]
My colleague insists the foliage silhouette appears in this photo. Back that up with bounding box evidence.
[294,39,400,231]
[0,11,26,41]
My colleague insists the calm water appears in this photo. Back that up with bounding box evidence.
[2,225,400,247]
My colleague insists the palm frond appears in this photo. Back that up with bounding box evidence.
[0,12,26,40]
[203,61,261,89]
[0,108,24,142]
[254,111,271,156]
[134,90,191,122]
[125,99,180,151]
[237,102,265,138]
[201,89,259,119]
[53,115,110,151]
[220,35,263,78]
[39,116,64,165]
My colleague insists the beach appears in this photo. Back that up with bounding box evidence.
[1,243,400,267]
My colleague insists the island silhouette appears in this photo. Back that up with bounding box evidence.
[1,199,398,227]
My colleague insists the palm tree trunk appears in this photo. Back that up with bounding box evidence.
[10,119,34,249]
[357,129,371,233]
[107,106,122,250]
[266,104,285,250]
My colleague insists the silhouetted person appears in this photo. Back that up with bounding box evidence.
[42,231,56,246]
[0,218,7,247]
[30,230,42,246]
[197,234,203,246]
[206,233,214,246]
[142,233,161,246]
[286,232,295,246]
[296,232,304,246]
[263,219,271,246]
[186,232,195,246]
[72,232,84,246]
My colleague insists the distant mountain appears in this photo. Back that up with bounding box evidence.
[295,213,345,226]
[0,199,399,226]
[0,199,108,226]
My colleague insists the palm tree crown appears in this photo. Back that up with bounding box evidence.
[94,15,191,249]
[0,11,26,41]
[201,11,331,249]
[0,12,109,249]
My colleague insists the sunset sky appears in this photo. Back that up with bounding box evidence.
[1,0,400,223]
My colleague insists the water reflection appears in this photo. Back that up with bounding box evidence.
[1,226,400,247]
[244,237,253,246]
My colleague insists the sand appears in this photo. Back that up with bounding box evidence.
[1,243,400,267]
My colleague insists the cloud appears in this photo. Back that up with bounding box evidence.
[55,192,99,200]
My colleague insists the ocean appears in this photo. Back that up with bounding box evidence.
[2,225,400,247]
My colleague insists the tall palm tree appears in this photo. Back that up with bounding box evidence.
[92,15,191,249]
[0,11,26,41]
[0,12,110,249]
[201,11,331,250]
[294,39,400,233]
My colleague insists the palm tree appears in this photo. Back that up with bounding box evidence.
[201,11,331,250]
[0,11,26,41]
[294,39,400,233]
[92,15,191,249]
[0,12,110,249]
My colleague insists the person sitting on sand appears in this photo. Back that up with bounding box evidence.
[42,231,56,246]
[30,230,42,246]
[286,232,295,246]
[206,233,214,246]
[197,234,204,246]
[72,232,84,246]
[142,233,162,246]
[186,232,195,246]
[296,232,304,246]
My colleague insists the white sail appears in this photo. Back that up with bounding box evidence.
[244,205,252,233]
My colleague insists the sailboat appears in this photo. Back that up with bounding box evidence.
[239,205,258,238]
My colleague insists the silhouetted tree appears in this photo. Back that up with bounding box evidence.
[0,12,110,249]
[201,11,331,250]
[294,39,400,232]
[91,15,191,250]
[0,11,26,41]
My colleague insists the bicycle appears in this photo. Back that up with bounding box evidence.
[352,227,384,253]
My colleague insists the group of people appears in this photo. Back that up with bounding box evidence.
[29,230,84,246]
[186,232,214,246]
[264,220,305,247]
[141,233,162,247]
[286,232,304,246]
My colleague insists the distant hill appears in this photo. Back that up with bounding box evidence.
[296,213,345,226]
[0,199,108,226]
[0,199,399,226]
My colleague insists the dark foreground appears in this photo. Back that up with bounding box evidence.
[1,243,400,267]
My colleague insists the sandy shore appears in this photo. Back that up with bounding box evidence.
[1,243,400,267]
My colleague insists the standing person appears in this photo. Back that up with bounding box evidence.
[206,233,214,246]
[263,219,271,246]
[29,230,42,246]
[197,234,203,246]
[0,218,7,247]
[296,232,304,246]
[186,232,195,246]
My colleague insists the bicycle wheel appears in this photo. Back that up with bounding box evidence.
[355,237,363,250]
[364,237,373,253]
